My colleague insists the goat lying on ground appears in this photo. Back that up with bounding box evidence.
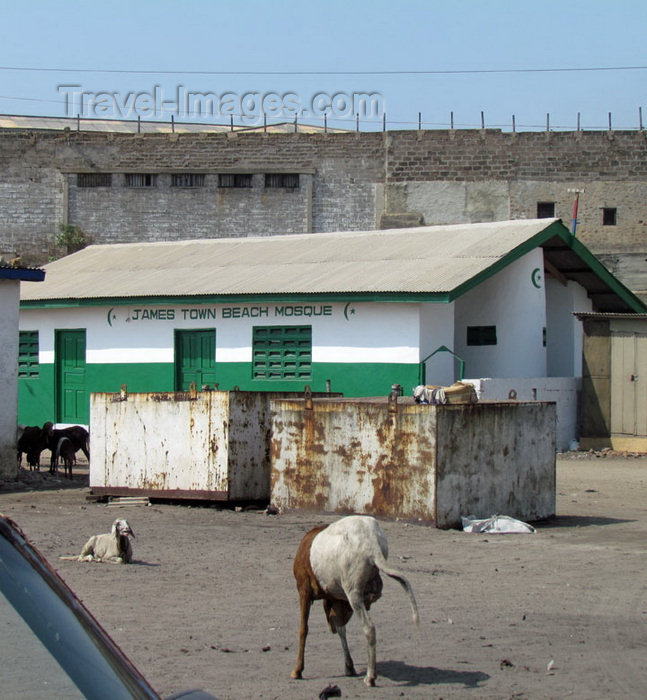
[54,436,76,479]
[292,515,419,687]
[60,519,135,564]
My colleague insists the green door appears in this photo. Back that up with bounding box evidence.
[174,329,217,390]
[55,329,88,424]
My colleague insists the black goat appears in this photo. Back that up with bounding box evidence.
[17,422,53,470]
[47,425,90,474]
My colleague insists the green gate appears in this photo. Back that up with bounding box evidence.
[55,329,88,424]
[174,329,218,390]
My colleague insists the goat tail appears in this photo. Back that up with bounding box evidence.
[374,555,420,625]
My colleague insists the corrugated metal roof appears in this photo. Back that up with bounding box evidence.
[19,218,647,313]
[20,219,554,302]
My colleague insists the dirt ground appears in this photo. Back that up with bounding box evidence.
[1,452,647,700]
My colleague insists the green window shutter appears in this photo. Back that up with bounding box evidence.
[18,331,39,378]
[252,326,312,380]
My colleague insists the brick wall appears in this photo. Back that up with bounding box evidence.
[1,128,646,287]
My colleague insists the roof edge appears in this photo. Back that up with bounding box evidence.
[20,291,454,309]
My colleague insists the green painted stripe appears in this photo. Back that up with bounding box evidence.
[18,361,421,426]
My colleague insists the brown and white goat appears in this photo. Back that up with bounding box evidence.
[291,515,419,687]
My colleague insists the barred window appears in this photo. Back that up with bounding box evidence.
[218,173,253,188]
[252,326,312,380]
[77,173,112,187]
[125,173,158,188]
[265,173,299,189]
[18,331,39,378]
[171,173,205,188]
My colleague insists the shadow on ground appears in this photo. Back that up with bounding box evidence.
[378,660,489,688]
[0,467,89,493]
[535,514,635,529]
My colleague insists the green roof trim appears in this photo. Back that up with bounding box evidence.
[566,234,647,313]
[20,291,455,309]
[447,219,647,313]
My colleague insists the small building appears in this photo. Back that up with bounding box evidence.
[1,263,45,479]
[18,219,645,450]
[577,312,647,452]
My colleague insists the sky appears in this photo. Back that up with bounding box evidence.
[1,0,646,132]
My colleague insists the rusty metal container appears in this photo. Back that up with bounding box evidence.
[270,396,556,528]
[90,389,274,501]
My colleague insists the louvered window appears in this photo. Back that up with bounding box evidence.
[18,331,39,378]
[252,326,312,380]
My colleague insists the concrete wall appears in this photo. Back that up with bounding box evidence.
[270,397,556,527]
[464,377,579,452]
[2,129,647,304]
[454,249,547,378]
[545,278,591,377]
[0,280,19,479]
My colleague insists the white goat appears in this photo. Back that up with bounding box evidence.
[61,518,135,564]
[291,515,419,687]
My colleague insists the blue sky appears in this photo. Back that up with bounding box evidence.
[1,0,645,131]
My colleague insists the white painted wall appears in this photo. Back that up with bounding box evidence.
[465,376,581,452]
[419,302,456,385]
[0,280,19,478]
[454,249,547,378]
[545,278,592,377]
[20,301,422,366]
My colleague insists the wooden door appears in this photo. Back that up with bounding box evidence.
[55,329,88,424]
[174,329,217,391]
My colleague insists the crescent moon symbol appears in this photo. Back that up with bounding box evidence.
[531,268,542,289]
[344,302,351,320]
[107,308,114,326]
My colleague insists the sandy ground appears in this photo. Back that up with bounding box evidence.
[1,452,647,700]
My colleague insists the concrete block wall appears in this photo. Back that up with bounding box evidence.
[1,128,647,290]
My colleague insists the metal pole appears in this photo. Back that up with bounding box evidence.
[450,111,454,130]
[608,112,612,131]
[577,112,581,131]
[568,188,583,236]
[418,112,421,130]
[512,114,516,133]
[382,112,386,132]
[294,115,297,133]
[481,111,485,129]
[137,115,141,133]
[171,114,175,133]
[230,115,233,132]
[356,113,359,132]
[640,106,643,131]
[546,113,550,132]
[324,113,327,133]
